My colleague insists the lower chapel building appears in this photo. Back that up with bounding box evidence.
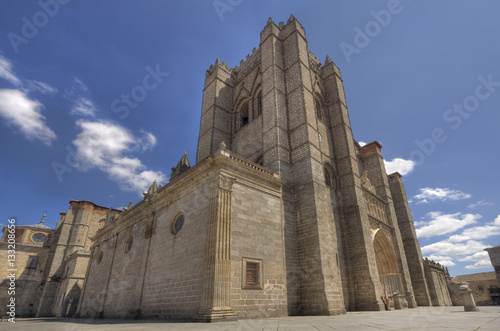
[1,16,453,321]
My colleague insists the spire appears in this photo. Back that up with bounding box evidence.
[127,201,133,209]
[105,207,115,224]
[170,152,191,179]
[266,16,274,25]
[324,54,333,65]
[288,14,296,23]
[143,180,159,201]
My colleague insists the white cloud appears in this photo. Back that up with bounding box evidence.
[459,251,492,269]
[421,240,486,257]
[448,215,500,242]
[467,200,494,209]
[0,89,56,145]
[415,212,480,238]
[136,130,157,152]
[414,187,471,204]
[0,55,22,86]
[459,251,489,262]
[384,158,415,176]
[73,77,88,91]
[72,120,165,194]
[358,141,367,147]
[70,97,96,117]
[26,80,57,94]
[421,240,492,269]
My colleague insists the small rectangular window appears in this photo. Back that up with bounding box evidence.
[26,256,38,269]
[246,262,259,286]
[242,257,263,289]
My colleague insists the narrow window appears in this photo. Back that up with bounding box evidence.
[26,256,38,269]
[315,99,322,120]
[256,91,262,116]
[125,237,133,253]
[96,251,103,264]
[241,103,249,127]
[324,167,331,187]
[59,293,65,307]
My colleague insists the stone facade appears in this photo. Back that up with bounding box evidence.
[0,218,53,317]
[31,201,121,317]
[485,245,500,286]
[0,16,451,321]
[449,272,500,306]
[422,259,452,306]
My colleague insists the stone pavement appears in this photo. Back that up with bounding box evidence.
[1,307,499,331]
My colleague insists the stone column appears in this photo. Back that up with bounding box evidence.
[197,174,237,322]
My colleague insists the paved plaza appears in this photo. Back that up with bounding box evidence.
[2,307,499,331]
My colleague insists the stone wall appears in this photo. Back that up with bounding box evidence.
[485,246,500,286]
[423,260,452,306]
[0,243,50,317]
[230,180,287,318]
[449,272,500,306]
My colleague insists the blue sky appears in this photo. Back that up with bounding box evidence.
[0,0,499,277]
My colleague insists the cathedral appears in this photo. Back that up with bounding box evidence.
[0,16,451,321]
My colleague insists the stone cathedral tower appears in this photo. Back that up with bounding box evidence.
[197,15,431,315]
[1,16,450,321]
[53,15,447,322]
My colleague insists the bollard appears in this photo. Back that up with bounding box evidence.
[459,282,479,312]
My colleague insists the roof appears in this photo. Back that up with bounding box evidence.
[453,271,496,282]
[25,222,52,230]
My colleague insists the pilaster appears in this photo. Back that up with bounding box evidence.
[197,174,237,322]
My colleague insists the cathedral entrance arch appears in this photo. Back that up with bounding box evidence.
[373,230,403,295]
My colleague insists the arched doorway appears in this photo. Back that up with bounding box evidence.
[373,231,403,295]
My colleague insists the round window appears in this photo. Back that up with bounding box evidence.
[125,237,133,253]
[171,214,185,234]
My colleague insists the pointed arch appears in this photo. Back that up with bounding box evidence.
[373,230,403,294]
[255,89,262,117]
[240,101,249,128]
[314,98,323,120]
